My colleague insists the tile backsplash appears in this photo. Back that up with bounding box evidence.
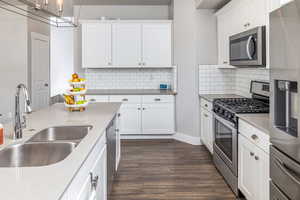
[85,68,173,89]
[199,65,270,97]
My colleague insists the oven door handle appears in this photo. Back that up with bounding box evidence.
[246,36,254,60]
[214,114,236,129]
[274,158,300,186]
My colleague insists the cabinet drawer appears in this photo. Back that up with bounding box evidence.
[200,98,212,111]
[86,95,109,103]
[239,119,270,153]
[109,95,141,103]
[142,95,174,103]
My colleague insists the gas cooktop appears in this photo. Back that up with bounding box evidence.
[213,98,270,114]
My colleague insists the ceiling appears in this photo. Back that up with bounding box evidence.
[73,0,172,5]
[196,0,231,9]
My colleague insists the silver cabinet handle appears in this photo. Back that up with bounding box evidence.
[250,152,254,156]
[223,61,228,64]
[90,172,99,190]
[143,108,146,110]
[44,83,49,87]
[154,98,161,101]
[138,108,141,110]
[204,114,208,117]
[205,104,208,107]
[274,158,300,185]
[255,156,259,160]
[122,98,128,102]
[251,134,259,140]
[90,99,96,102]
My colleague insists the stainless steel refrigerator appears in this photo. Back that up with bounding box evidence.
[269,1,300,199]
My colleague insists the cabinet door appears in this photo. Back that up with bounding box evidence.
[119,104,142,135]
[82,23,112,68]
[256,147,270,200]
[200,109,213,154]
[76,175,92,200]
[238,135,257,200]
[141,103,175,134]
[142,23,172,67]
[91,146,107,200]
[112,23,142,67]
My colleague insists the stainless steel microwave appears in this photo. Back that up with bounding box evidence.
[229,26,266,67]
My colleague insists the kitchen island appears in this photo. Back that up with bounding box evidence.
[0,103,121,200]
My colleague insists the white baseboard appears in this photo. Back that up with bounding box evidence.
[121,132,202,146]
[121,134,174,140]
[173,132,202,145]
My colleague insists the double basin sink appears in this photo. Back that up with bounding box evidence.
[0,125,92,168]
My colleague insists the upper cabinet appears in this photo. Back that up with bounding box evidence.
[82,23,112,68]
[142,23,172,68]
[216,0,268,67]
[82,20,173,69]
[112,23,142,67]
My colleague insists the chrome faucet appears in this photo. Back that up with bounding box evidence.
[14,84,32,139]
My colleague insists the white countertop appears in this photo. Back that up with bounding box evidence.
[0,103,121,200]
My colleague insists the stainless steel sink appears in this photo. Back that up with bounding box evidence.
[28,125,92,143]
[0,142,77,167]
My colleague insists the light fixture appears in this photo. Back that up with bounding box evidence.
[57,0,63,14]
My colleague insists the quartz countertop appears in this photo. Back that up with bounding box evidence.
[199,94,245,102]
[237,113,270,135]
[0,103,121,200]
[87,89,177,96]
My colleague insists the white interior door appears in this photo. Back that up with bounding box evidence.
[112,23,142,67]
[31,32,50,111]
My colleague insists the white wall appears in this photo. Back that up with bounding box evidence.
[50,27,74,96]
[173,0,217,138]
[0,8,28,123]
[74,5,170,20]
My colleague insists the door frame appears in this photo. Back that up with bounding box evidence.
[30,32,50,110]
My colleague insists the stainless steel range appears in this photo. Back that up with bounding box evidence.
[212,80,270,196]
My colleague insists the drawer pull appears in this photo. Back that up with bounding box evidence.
[250,152,254,156]
[205,104,208,107]
[138,108,141,110]
[154,98,161,101]
[122,98,128,102]
[255,156,259,160]
[274,158,300,185]
[251,134,259,140]
[90,173,99,190]
[204,114,208,117]
[90,99,96,102]
[143,108,146,110]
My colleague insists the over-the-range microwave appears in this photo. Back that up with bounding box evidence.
[229,26,266,67]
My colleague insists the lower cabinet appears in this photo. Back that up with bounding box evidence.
[141,103,175,134]
[61,134,108,200]
[200,108,213,154]
[118,103,142,135]
[238,134,269,200]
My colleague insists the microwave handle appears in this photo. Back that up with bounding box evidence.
[246,36,253,60]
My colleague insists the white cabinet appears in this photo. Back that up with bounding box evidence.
[82,23,112,68]
[110,95,175,135]
[81,21,172,68]
[200,98,213,154]
[216,0,268,67]
[142,103,174,134]
[142,23,172,67]
[200,108,213,154]
[118,103,142,135]
[65,135,108,200]
[112,23,142,67]
[238,135,270,200]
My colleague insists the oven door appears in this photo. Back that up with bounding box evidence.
[230,26,266,66]
[213,114,238,176]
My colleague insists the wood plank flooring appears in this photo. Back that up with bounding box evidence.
[110,140,236,200]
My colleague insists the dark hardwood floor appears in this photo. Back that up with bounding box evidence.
[110,140,236,200]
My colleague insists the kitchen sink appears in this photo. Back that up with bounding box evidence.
[0,142,77,167]
[28,125,92,143]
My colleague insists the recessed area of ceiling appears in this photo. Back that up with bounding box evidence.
[73,0,172,6]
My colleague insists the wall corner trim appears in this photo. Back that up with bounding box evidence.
[173,132,202,146]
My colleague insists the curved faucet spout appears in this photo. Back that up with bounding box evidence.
[14,84,32,140]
